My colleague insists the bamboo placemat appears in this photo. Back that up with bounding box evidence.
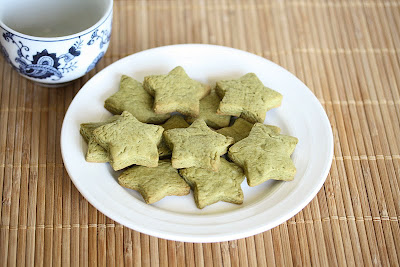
[1,0,400,266]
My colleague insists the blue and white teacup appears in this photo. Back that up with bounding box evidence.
[0,0,113,87]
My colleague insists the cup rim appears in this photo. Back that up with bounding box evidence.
[0,0,113,42]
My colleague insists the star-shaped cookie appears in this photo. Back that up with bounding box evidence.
[185,90,231,129]
[143,66,210,116]
[80,116,120,162]
[228,123,298,186]
[119,160,190,204]
[179,158,245,209]
[163,119,234,171]
[93,111,164,170]
[216,73,283,123]
[104,75,170,124]
[158,115,190,159]
[216,118,280,143]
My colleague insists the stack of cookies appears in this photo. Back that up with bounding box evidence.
[80,66,298,209]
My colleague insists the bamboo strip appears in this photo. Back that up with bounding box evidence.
[162,0,172,45]
[262,231,276,267]
[167,240,177,266]
[133,231,141,267]
[219,242,231,267]
[7,70,24,267]
[202,243,213,266]
[140,233,150,266]
[0,62,12,267]
[123,227,133,267]
[174,0,186,44]
[183,242,194,266]
[0,61,9,220]
[44,88,56,267]
[193,243,204,267]
[158,238,167,267]
[106,217,116,267]
[61,83,75,267]
[245,237,258,267]
[190,0,201,44]
[211,242,222,266]
[52,88,64,267]
[228,240,239,266]
[253,234,267,267]
[33,86,49,267]
[175,242,185,266]
[237,238,249,267]
[16,78,32,267]
[79,194,89,267]
[115,223,124,267]
[88,204,97,267]
[97,213,107,267]
[1,68,20,267]
[270,227,285,266]
[149,236,159,266]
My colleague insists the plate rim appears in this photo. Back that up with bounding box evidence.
[61,44,334,242]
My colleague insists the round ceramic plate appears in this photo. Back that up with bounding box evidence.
[61,44,333,242]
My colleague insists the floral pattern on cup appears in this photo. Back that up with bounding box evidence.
[2,32,84,80]
[0,8,112,85]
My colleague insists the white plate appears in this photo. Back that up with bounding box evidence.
[61,44,333,242]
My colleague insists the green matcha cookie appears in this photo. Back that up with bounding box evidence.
[118,160,190,204]
[186,90,231,129]
[164,119,234,171]
[93,111,164,170]
[104,75,170,124]
[143,66,210,116]
[216,118,280,143]
[158,115,190,159]
[216,73,283,123]
[179,158,245,209]
[80,116,120,162]
[228,123,298,186]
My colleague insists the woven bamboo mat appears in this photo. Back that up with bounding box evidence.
[1,0,400,266]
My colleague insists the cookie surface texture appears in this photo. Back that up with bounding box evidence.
[80,116,120,162]
[186,90,231,129]
[179,158,245,209]
[158,115,190,158]
[104,75,170,124]
[216,118,280,143]
[93,111,164,170]
[143,66,210,116]
[119,160,190,204]
[216,118,254,143]
[164,119,234,171]
[228,123,298,186]
[216,73,283,123]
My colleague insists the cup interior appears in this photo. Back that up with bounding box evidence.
[0,0,111,38]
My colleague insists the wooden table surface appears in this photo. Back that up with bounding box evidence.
[1,0,400,266]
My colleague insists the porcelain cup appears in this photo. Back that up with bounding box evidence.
[0,0,113,87]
